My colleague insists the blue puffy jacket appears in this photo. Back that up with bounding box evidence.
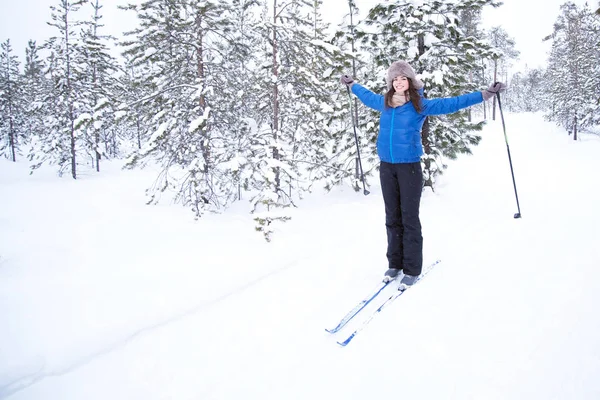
[351,84,484,164]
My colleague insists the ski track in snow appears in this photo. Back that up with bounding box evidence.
[0,256,306,398]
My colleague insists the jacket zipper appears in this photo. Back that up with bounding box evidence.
[389,108,395,163]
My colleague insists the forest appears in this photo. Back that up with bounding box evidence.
[1,0,599,239]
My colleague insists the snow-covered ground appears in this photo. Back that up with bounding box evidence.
[1,112,600,400]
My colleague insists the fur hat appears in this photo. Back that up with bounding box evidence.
[386,61,424,91]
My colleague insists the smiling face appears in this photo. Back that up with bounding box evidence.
[392,75,409,93]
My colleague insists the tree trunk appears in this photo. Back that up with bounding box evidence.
[93,0,101,172]
[272,0,281,192]
[8,106,16,162]
[348,0,359,179]
[136,114,141,149]
[418,33,433,189]
[65,6,77,179]
[111,128,117,157]
[196,10,210,178]
[468,71,472,122]
[492,59,498,121]
[6,60,16,162]
[482,59,487,120]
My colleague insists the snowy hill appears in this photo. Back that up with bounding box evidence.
[1,112,600,399]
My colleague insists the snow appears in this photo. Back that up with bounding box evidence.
[1,113,600,399]
[407,45,419,59]
[424,32,440,47]
[94,98,110,111]
[114,110,127,120]
[144,48,157,58]
[432,69,445,85]
[151,110,166,123]
[221,156,246,172]
[320,102,334,113]
[188,107,211,133]
[73,113,92,131]
[310,39,341,54]
[145,122,168,147]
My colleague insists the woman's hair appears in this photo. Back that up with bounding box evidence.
[384,77,422,113]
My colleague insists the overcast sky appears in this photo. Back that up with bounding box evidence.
[0,0,593,73]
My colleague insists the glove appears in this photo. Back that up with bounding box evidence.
[340,74,354,88]
[482,82,507,101]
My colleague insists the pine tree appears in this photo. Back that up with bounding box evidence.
[217,0,262,203]
[114,63,155,155]
[458,7,489,121]
[324,0,380,193]
[121,0,249,216]
[249,0,344,240]
[31,0,87,178]
[486,26,519,119]
[359,0,498,188]
[78,0,120,171]
[544,2,598,139]
[505,67,545,113]
[22,40,46,152]
[582,4,600,129]
[293,0,346,193]
[0,39,24,162]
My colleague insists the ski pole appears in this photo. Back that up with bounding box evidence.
[496,89,522,219]
[345,85,370,196]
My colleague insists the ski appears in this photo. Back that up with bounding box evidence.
[325,279,393,334]
[337,259,441,347]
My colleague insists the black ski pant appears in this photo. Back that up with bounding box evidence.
[379,161,423,276]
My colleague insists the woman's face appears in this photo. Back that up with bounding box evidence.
[393,76,409,93]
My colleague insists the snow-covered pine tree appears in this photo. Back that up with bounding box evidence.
[579,4,600,130]
[505,71,523,112]
[544,2,598,139]
[217,0,262,203]
[0,39,24,162]
[32,0,87,178]
[486,26,519,119]
[288,0,348,193]
[121,0,248,216]
[360,0,498,188]
[457,6,489,122]
[522,68,547,112]
[22,40,46,154]
[505,67,545,113]
[249,0,343,240]
[78,0,120,171]
[323,0,380,193]
[113,63,155,155]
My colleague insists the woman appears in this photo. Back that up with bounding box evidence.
[340,60,505,286]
